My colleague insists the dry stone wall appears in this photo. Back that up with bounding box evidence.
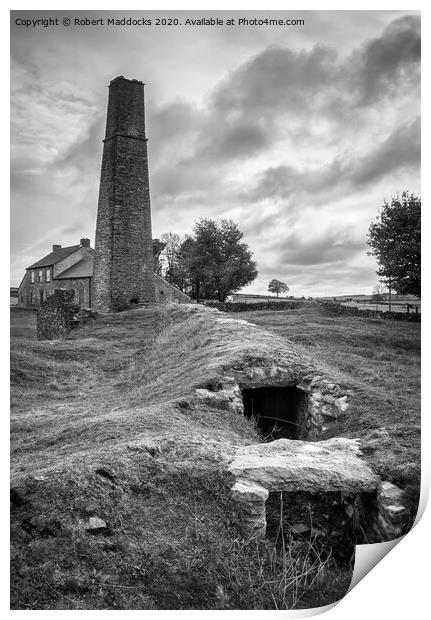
[318,300,420,322]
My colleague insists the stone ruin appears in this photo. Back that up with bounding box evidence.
[193,314,411,544]
[37,290,96,340]
[228,438,408,543]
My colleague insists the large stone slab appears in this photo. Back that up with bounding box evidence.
[228,438,380,537]
[229,437,378,494]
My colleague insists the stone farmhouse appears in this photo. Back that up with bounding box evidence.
[18,239,94,308]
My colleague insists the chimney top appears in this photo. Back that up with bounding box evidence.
[80,238,91,248]
[52,244,61,251]
[109,75,144,87]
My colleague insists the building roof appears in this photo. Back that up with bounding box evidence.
[55,254,94,279]
[28,245,80,269]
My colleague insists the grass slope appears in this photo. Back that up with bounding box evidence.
[10,304,420,609]
[235,305,420,491]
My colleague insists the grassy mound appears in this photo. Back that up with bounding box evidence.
[235,305,421,492]
[10,304,420,609]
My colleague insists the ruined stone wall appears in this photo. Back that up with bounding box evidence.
[36,290,79,340]
[93,76,155,313]
[153,274,191,304]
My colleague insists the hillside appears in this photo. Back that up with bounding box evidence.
[10,304,420,609]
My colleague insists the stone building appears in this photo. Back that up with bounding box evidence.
[18,239,94,308]
[10,287,18,306]
[18,237,189,309]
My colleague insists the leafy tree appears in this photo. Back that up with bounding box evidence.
[180,218,258,301]
[367,192,421,297]
[268,279,289,298]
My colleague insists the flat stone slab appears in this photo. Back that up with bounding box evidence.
[229,437,379,495]
[228,437,380,537]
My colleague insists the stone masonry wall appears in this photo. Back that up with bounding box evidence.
[153,274,191,304]
[318,300,420,322]
[18,272,91,309]
[93,76,155,312]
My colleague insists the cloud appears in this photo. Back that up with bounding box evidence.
[196,122,270,162]
[274,229,366,267]
[11,57,98,174]
[351,117,420,186]
[10,12,421,297]
[349,15,421,105]
[53,116,104,175]
[147,13,420,201]
[211,44,337,120]
[243,117,420,203]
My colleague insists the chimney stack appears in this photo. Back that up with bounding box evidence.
[92,76,155,312]
[52,244,61,251]
[80,238,90,247]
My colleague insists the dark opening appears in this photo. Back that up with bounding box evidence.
[242,386,308,441]
[266,491,357,565]
[130,297,139,305]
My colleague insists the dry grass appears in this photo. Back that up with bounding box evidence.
[235,305,421,490]
[10,303,419,609]
[10,306,267,478]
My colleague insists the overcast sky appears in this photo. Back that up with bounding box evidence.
[10,10,420,296]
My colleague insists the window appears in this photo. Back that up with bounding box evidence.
[46,268,51,282]
[38,269,43,283]
[30,271,35,284]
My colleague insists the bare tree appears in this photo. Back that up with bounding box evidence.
[160,233,182,283]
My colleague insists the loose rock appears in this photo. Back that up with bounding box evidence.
[86,516,107,533]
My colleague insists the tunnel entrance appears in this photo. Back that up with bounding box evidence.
[242,386,309,441]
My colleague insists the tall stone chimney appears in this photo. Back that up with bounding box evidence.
[92,76,155,312]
